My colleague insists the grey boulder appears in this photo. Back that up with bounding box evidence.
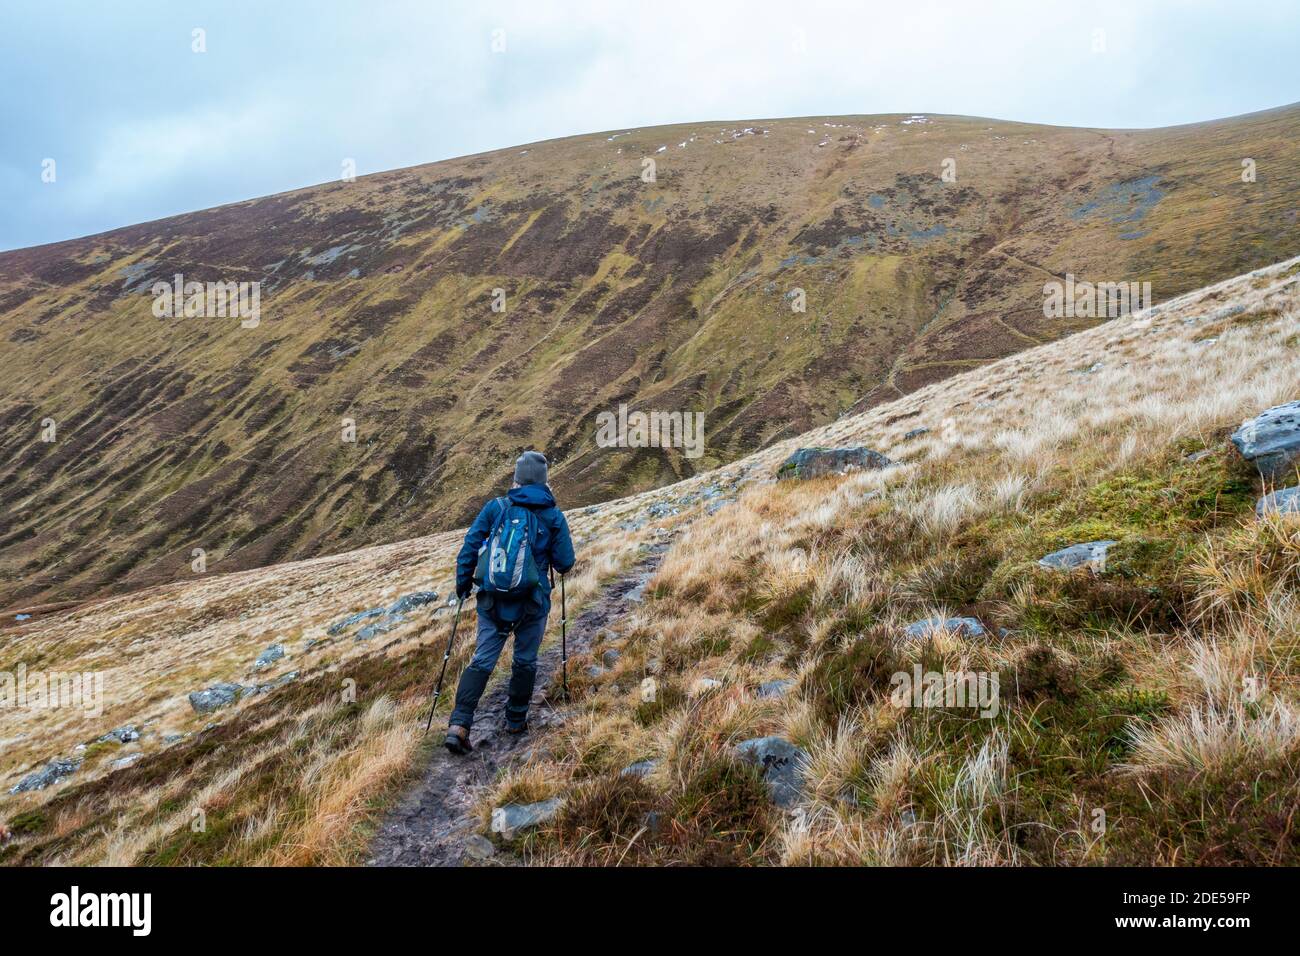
[777,447,893,481]
[490,798,563,839]
[188,682,247,714]
[756,679,794,699]
[735,736,807,808]
[620,759,659,778]
[1232,401,1300,482]
[902,617,987,640]
[252,643,285,670]
[9,756,82,794]
[326,607,385,637]
[1257,486,1300,517]
[1038,540,1117,572]
[97,725,140,744]
[386,590,440,615]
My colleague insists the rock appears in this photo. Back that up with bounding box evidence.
[386,591,439,615]
[617,518,647,532]
[357,616,402,641]
[162,733,185,744]
[463,835,496,861]
[690,677,722,696]
[902,617,987,640]
[621,759,659,778]
[642,810,663,835]
[9,756,81,794]
[1038,540,1117,572]
[601,648,621,668]
[777,446,893,481]
[585,665,604,678]
[705,497,735,515]
[326,607,385,637]
[1185,449,1213,462]
[903,427,930,441]
[623,582,647,603]
[253,643,285,671]
[756,679,793,699]
[1256,486,1300,517]
[1232,400,1300,482]
[97,725,140,745]
[111,753,143,770]
[187,682,247,714]
[647,502,681,519]
[640,677,657,703]
[490,798,563,839]
[250,671,299,695]
[734,737,807,808]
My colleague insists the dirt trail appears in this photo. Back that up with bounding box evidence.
[366,543,667,867]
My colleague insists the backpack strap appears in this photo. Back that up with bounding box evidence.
[488,496,510,538]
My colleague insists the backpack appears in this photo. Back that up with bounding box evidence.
[473,498,541,598]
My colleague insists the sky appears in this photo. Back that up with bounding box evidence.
[1,0,1297,251]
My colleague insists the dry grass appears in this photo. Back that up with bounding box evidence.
[5,255,1300,866]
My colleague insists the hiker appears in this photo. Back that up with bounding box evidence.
[444,451,575,755]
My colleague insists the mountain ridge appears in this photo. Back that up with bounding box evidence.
[3,104,1299,613]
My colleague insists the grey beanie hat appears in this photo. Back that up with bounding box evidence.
[513,450,549,486]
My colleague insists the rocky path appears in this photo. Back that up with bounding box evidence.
[366,543,667,867]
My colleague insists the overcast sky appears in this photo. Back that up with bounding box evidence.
[1,0,1296,251]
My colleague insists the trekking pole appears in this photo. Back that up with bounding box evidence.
[560,574,568,700]
[424,597,464,734]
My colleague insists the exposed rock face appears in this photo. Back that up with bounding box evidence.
[490,798,563,839]
[902,617,987,640]
[253,643,285,670]
[735,736,807,808]
[9,756,81,794]
[1257,486,1300,517]
[386,591,440,615]
[188,682,247,714]
[1232,401,1300,482]
[620,759,659,778]
[756,679,793,699]
[777,447,893,481]
[1038,540,1117,572]
[96,725,141,744]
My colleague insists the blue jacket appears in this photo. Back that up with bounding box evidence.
[455,484,576,620]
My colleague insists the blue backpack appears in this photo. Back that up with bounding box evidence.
[473,498,541,598]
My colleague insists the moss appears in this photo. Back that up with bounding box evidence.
[737,632,776,664]
[6,810,48,836]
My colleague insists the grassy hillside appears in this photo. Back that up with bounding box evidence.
[3,105,1299,612]
[2,254,1297,866]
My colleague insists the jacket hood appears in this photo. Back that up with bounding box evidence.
[508,484,556,509]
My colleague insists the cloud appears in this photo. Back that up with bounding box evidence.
[0,0,1296,250]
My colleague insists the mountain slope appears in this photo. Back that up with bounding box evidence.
[2,254,1297,866]
[3,105,1300,611]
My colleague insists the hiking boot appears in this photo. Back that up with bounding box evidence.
[444,724,472,755]
[505,720,529,735]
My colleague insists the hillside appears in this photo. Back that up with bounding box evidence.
[3,104,1300,612]
[2,254,1297,866]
